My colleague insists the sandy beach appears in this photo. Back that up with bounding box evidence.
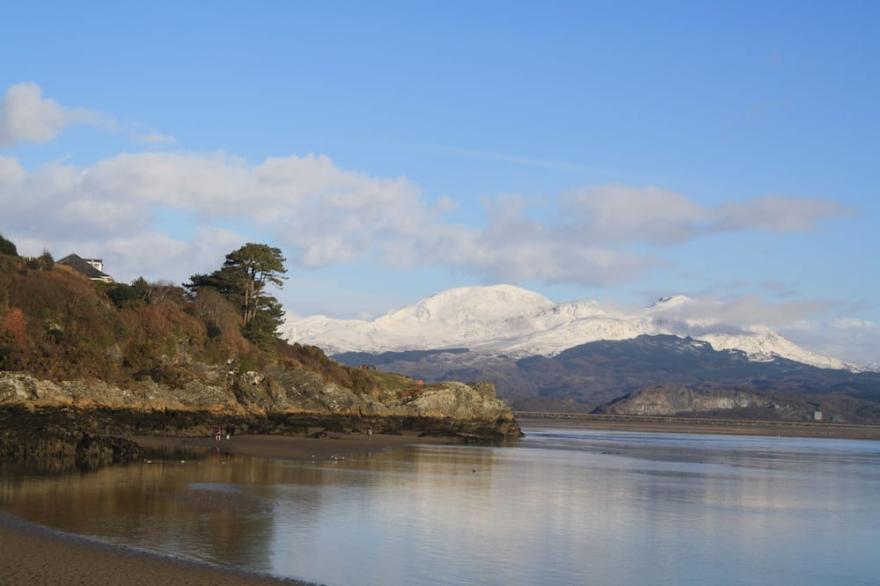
[0,432,438,585]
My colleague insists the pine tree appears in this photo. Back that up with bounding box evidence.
[187,243,287,348]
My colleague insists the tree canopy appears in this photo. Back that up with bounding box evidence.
[0,234,18,257]
[188,243,287,349]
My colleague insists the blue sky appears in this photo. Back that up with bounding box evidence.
[1,1,878,363]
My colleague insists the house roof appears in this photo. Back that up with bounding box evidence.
[58,254,112,280]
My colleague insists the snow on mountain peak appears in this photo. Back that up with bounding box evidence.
[378,284,553,325]
[647,295,694,311]
[282,285,853,371]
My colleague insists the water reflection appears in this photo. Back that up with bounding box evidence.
[2,429,879,586]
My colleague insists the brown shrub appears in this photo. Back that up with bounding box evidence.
[1,307,28,346]
[0,256,381,397]
[277,342,379,394]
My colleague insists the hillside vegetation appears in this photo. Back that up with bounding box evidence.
[0,241,432,401]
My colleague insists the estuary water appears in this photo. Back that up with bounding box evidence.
[1,427,879,585]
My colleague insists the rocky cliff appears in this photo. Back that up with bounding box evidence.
[0,365,520,470]
[590,385,880,423]
[595,386,776,416]
[0,367,517,432]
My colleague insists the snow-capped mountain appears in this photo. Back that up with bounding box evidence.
[283,284,852,371]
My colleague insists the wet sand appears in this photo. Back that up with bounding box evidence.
[131,430,443,462]
[0,512,305,585]
[517,414,880,440]
[0,432,438,585]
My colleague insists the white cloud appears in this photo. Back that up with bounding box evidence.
[647,293,834,330]
[0,82,105,146]
[0,152,849,289]
[715,196,849,232]
[780,317,880,368]
[431,196,655,284]
[562,186,848,245]
[831,318,876,329]
[563,185,709,244]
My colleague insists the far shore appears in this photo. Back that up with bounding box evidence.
[517,413,880,440]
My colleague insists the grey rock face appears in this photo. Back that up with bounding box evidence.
[596,386,775,416]
[0,367,520,439]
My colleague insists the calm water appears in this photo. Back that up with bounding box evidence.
[2,428,879,585]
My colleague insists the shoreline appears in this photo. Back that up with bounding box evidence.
[516,413,880,440]
[6,416,876,584]
[0,431,439,586]
[0,510,306,585]
[131,430,445,461]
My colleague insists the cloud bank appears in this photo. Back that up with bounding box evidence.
[0,151,847,287]
[0,148,847,287]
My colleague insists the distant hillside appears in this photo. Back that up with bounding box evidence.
[594,385,880,424]
[335,335,880,419]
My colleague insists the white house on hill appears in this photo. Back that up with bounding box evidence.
[58,254,114,283]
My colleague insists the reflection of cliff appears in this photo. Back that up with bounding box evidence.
[0,447,504,576]
[0,455,342,570]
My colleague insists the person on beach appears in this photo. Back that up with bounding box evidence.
[368,425,373,438]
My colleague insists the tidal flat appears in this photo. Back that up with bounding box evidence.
[2,427,879,585]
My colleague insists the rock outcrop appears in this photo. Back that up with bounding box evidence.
[594,386,778,416]
[0,364,521,453]
[0,369,514,422]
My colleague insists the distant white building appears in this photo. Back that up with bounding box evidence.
[58,254,114,283]
[84,258,104,272]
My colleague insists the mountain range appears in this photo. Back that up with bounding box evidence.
[283,285,880,419]
[283,284,854,370]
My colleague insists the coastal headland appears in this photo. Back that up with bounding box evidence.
[0,245,522,472]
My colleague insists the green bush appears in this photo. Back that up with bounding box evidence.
[0,234,18,257]
[206,321,222,339]
[107,284,145,308]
